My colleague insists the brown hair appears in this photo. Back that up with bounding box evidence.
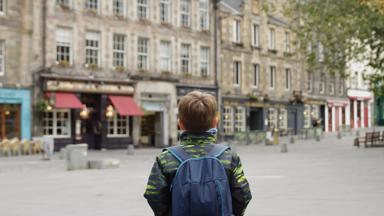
[178,91,217,133]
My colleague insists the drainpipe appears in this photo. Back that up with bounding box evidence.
[42,0,47,69]
[213,0,223,142]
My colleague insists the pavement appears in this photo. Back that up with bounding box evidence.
[1,131,384,216]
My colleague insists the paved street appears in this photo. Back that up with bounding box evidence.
[1,133,384,216]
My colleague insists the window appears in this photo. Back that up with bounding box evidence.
[269,28,276,50]
[253,64,259,87]
[200,0,209,30]
[223,106,234,135]
[138,0,148,19]
[200,47,210,77]
[56,28,72,65]
[318,42,324,62]
[284,32,291,53]
[339,78,344,95]
[113,34,126,68]
[57,0,70,7]
[138,37,149,70]
[85,31,100,66]
[234,61,241,86]
[0,41,4,76]
[159,41,171,72]
[307,71,313,92]
[160,0,170,23]
[113,0,125,16]
[108,114,130,137]
[233,20,241,43]
[234,107,246,132]
[180,0,190,27]
[0,0,4,15]
[285,68,291,90]
[267,108,277,128]
[85,0,99,11]
[269,66,276,89]
[181,43,191,74]
[329,76,335,95]
[252,0,260,14]
[251,24,260,47]
[43,110,71,137]
[320,73,325,93]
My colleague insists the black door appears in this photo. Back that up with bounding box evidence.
[320,105,325,131]
[81,94,102,149]
[287,109,297,135]
[249,108,263,131]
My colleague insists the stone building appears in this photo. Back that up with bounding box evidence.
[0,0,34,140]
[218,0,304,138]
[32,0,215,149]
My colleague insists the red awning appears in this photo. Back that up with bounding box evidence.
[46,92,83,109]
[109,95,144,116]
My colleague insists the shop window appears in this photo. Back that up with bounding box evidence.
[233,20,241,43]
[138,0,148,19]
[200,47,210,77]
[304,105,311,128]
[0,105,20,139]
[181,43,191,74]
[278,109,287,130]
[223,106,234,135]
[269,66,276,89]
[85,31,100,66]
[85,0,99,12]
[113,0,125,16]
[234,107,246,132]
[180,0,190,27]
[267,108,277,128]
[138,37,149,70]
[233,61,241,86]
[56,28,72,65]
[268,28,276,50]
[160,0,171,24]
[0,40,4,76]
[251,24,260,47]
[159,41,171,72]
[199,0,209,30]
[43,110,71,137]
[108,114,130,137]
[284,32,291,53]
[253,64,259,88]
[113,34,126,68]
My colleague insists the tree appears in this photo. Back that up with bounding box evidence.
[286,0,384,95]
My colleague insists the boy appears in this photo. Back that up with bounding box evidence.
[144,91,252,216]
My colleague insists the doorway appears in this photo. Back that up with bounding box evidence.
[249,108,263,131]
[141,111,166,147]
[287,109,297,135]
[81,94,102,149]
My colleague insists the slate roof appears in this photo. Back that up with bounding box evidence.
[219,0,244,14]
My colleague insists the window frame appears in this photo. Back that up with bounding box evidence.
[284,31,291,53]
[233,61,241,86]
[180,0,191,27]
[56,0,71,8]
[85,0,99,12]
[159,40,172,72]
[251,24,260,47]
[43,109,71,138]
[329,76,335,95]
[269,65,276,89]
[137,0,149,19]
[56,27,72,65]
[253,63,259,88]
[199,0,209,30]
[223,106,234,135]
[319,73,325,94]
[0,0,5,15]
[200,47,210,77]
[307,71,313,93]
[112,0,125,17]
[159,0,171,24]
[0,41,5,76]
[107,114,130,137]
[268,28,276,50]
[138,37,149,70]
[180,43,191,74]
[85,31,101,67]
[112,33,126,68]
[285,68,291,90]
[339,77,344,96]
[233,20,241,43]
[234,106,246,133]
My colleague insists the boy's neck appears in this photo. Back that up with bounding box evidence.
[180,128,217,145]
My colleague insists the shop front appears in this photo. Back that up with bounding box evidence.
[303,98,326,130]
[325,99,349,132]
[41,76,143,150]
[347,89,373,129]
[0,88,31,140]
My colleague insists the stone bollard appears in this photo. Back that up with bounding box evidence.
[290,136,295,144]
[66,144,88,171]
[356,130,360,137]
[337,131,342,139]
[127,144,135,155]
[280,143,288,153]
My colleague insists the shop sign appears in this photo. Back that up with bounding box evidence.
[46,80,134,94]
[305,99,325,105]
[177,87,216,97]
[246,101,264,107]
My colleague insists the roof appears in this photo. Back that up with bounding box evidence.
[267,15,289,27]
[219,0,244,14]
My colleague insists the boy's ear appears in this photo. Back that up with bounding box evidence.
[178,118,186,130]
[211,115,219,128]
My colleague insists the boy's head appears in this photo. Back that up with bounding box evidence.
[178,91,218,133]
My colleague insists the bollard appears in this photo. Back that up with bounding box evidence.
[280,143,288,153]
[290,136,295,144]
[273,128,279,145]
[127,144,135,155]
[356,130,360,137]
[337,131,342,139]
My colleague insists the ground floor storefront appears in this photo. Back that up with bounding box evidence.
[347,89,373,129]
[0,88,31,140]
[39,75,143,151]
[324,99,349,132]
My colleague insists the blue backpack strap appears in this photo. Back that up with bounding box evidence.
[208,144,230,158]
[165,146,191,163]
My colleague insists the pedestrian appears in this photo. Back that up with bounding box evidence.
[144,91,252,216]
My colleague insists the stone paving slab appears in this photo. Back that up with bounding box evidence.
[1,133,384,216]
